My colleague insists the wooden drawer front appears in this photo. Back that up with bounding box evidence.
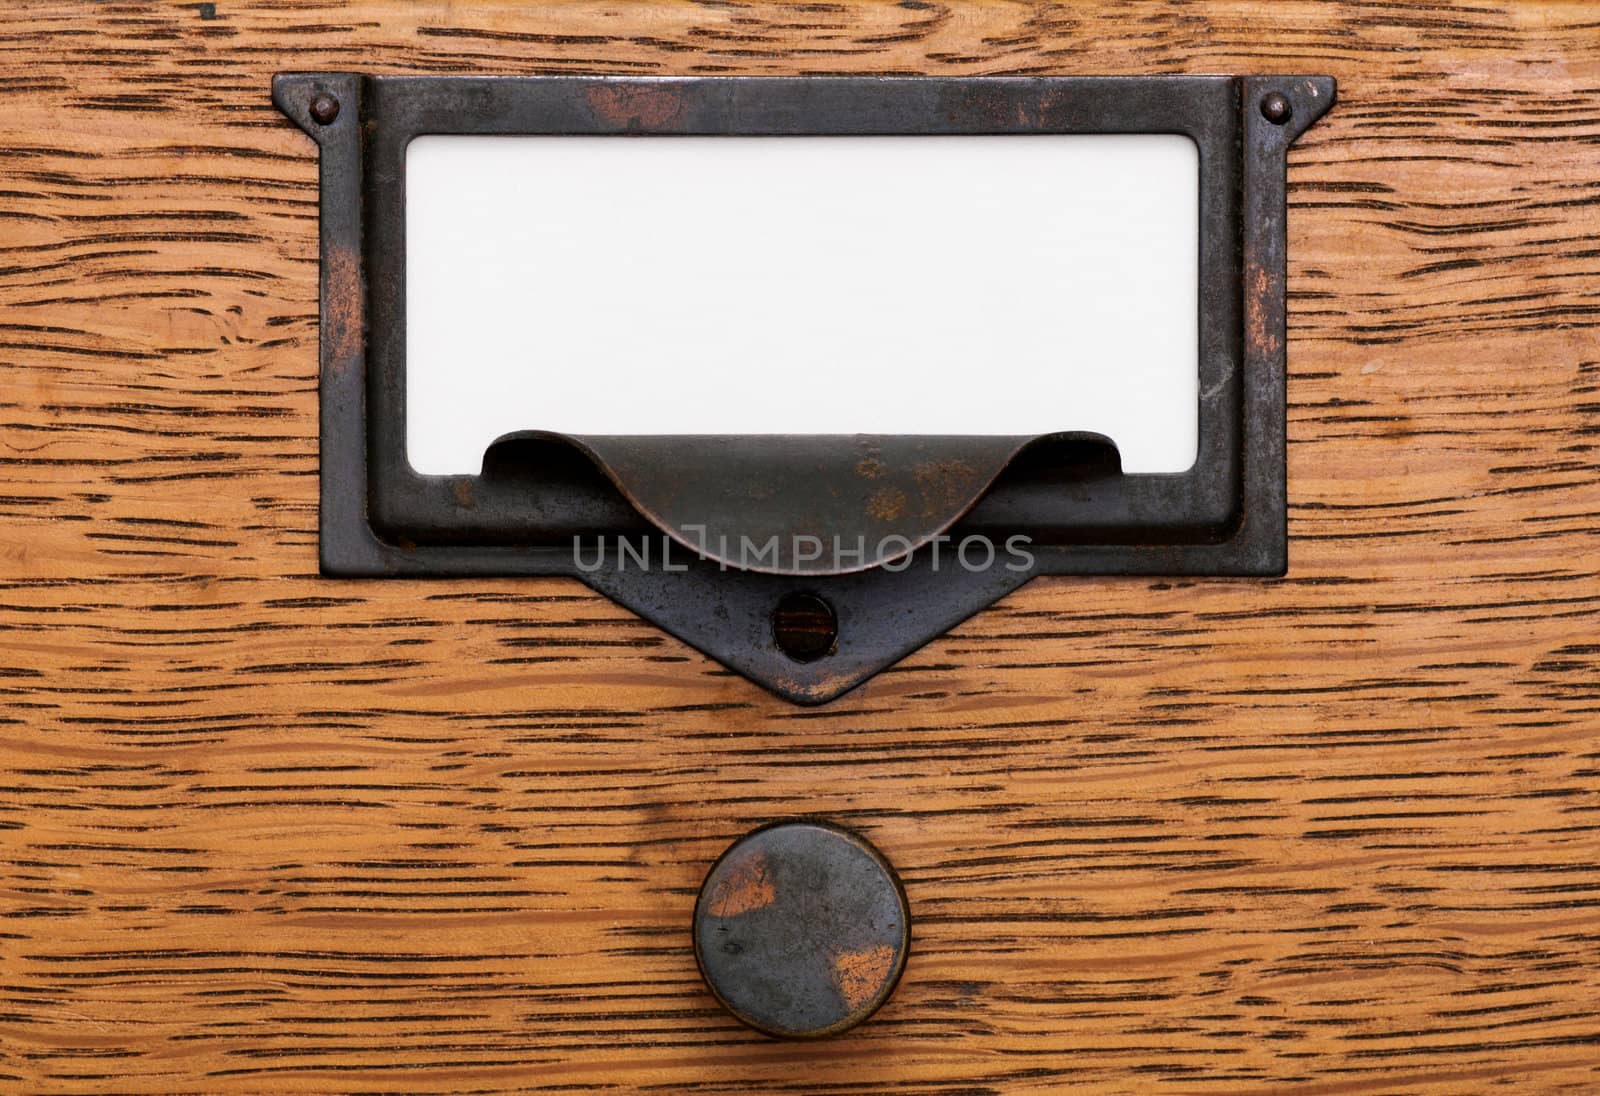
[1,3,1597,1092]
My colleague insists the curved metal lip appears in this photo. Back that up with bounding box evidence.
[485,430,1120,576]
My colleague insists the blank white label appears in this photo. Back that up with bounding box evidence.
[405,134,1198,475]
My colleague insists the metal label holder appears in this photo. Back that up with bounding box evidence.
[273,74,1334,704]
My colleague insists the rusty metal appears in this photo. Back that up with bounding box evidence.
[272,73,1335,705]
[694,821,909,1039]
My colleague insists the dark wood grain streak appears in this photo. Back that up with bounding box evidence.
[1,1,1598,1092]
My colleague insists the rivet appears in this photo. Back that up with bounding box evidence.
[309,93,340,126]
[1260,92,1292,125]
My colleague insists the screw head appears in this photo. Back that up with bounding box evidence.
[1260,92,1292,125]
[772,592,836,662]
[694,821,910,1039]
[309,93,340,126]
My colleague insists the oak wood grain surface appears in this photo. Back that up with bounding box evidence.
[2,1,1598,1092]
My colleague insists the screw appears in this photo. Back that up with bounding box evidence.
[772,592,837,663]
[1260,92,1292,125]
[309,93,340,125]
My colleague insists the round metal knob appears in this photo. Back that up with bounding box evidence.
[693,821,909,1039]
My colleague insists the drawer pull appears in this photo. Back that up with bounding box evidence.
[693,822,909,1039]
